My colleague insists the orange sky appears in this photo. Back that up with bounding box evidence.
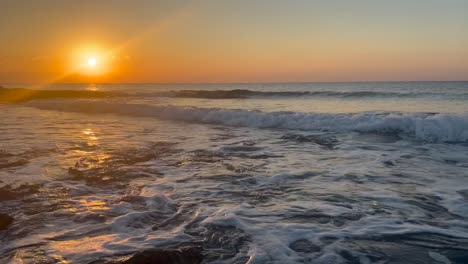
[1,0,467,83]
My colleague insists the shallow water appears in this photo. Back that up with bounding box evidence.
[1,82,468,263]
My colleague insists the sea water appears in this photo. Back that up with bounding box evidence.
[1,82,468,263]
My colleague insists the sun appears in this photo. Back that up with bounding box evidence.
[87,57,97,67]
[70,45,114,77]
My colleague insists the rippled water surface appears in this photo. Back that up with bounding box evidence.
[1,82,468,263]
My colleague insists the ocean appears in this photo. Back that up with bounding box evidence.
[1,82,468,263]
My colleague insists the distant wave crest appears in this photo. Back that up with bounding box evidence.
[139,89,468,99]
[3,87,467,102]
[27,100,468,143]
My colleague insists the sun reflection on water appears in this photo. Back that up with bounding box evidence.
[86,84,98,91]
[50,234,117,261]
[82,128,98,141]
[78,199,109,211]
[83,129,93,135]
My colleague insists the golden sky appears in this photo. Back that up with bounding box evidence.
[1,0,467,83]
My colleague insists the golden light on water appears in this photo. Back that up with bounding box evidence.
[82,129,94,136]
[86,84,98,91]
[82,128,98,141]
[50,235,117,260]
[78,199,109,211]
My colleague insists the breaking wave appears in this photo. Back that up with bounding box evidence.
[27,100,468,143]
[142,89,468,99]
[3,87,467,102]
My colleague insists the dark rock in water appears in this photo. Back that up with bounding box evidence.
[289,239,320,253]
[89,247,203,264]
[0,213,14,230]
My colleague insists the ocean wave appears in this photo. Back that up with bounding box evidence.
[141,89,468,99]
[145,89,310,99]
[3,87,467,102]
[26,100,468,143]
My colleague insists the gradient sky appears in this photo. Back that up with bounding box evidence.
[1,0,467,83]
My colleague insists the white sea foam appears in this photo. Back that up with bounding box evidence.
[27,100,468,143]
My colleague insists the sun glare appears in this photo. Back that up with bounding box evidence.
[87,57,97,67]
[69,44,116,78]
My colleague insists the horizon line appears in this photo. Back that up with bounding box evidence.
[2,80,468,85]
